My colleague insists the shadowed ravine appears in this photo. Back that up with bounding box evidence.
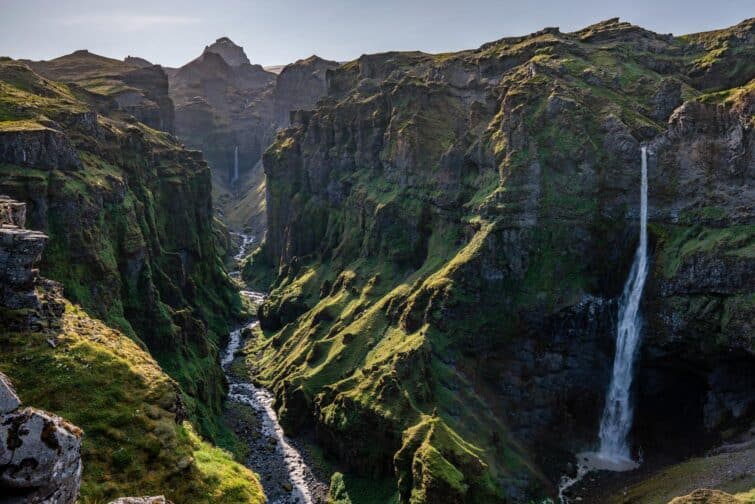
[222,233,327,504]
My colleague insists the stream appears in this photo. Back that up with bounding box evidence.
[222,232,327,503]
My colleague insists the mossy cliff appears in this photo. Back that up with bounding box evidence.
[0,58,239,446]
[247,18,754,503]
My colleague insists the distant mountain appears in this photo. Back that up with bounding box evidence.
[25,50,174,132]
[167,38,338,235]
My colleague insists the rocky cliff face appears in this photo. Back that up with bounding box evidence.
[0,89,265,504]
[0,59,238,445]
[167,40,338,234]
[0,196,48,310]
[249,18,754,502]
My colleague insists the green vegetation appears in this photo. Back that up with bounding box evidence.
[0,58,242,453]
[245,15,755,504]
[0,299,264,503]
[609,448,755,504]
[328,473,353,504]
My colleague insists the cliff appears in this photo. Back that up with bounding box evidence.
[0,196,264,503]
[168,40,338,235]
[0,58,240,448]
[248,18,754,503]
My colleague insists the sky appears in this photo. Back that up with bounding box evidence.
[0,0,752,67]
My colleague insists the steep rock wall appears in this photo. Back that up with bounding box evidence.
[250,18,754,502]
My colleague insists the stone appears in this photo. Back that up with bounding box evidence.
[0,372,20,414]
[109,497,173,504]
[668,489,742,504]
[0,407,82,504]
[649,77,682,121]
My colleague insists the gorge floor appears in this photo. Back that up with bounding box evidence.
[222,239,328,504]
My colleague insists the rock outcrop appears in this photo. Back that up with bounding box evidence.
[109,497,173,504]
[0,128,81,171]
[0,372,83,504]
[0,196,47,310]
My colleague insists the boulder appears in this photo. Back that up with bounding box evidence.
[109,497,173,504]
[0,408,82,504]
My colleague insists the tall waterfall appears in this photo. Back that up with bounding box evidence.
[598,146,649,462]
[232,145,239,184]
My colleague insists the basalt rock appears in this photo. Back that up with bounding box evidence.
[0,373,83,504]
[0,196,47,310]
[0,128,81,171]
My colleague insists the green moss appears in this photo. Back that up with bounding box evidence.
[0,301,264,503]
[654,224,755,277]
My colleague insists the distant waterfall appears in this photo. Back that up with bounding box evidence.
[232,145,239,184]
[598,146,649,462]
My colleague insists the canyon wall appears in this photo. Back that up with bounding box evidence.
[249,18,754,502]
[167,39,338,234]
[0,58,239,444]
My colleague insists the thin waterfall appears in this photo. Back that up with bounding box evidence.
[232,145,239,184]
[598,146,649,462]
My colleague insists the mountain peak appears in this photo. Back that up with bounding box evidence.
[203,37,251,66]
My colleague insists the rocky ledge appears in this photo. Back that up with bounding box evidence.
[0,128,81,171]
[0,196,48,310]
[108,497,173,504]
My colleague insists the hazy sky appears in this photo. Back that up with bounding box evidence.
[0,0,752,67]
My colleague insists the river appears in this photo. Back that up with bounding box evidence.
[222,233,327,503]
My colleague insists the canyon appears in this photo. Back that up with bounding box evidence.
[0,15,752,504]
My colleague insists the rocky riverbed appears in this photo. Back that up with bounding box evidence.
[222,235,328,504]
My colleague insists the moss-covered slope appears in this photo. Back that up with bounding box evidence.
[0,58,240,446]
[247,18,754,503]
[0,286,264,503]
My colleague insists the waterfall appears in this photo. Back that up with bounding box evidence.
[232,145,239,184]
[597,146,649,462]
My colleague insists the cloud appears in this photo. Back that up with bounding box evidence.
[57,13,201,31]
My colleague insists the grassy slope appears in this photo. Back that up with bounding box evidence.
[610,449,755,503]
[247,18,754,503]
[0,297,264,504]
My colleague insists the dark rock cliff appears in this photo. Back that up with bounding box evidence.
[250,17,754,503]
[0,59,238,444]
